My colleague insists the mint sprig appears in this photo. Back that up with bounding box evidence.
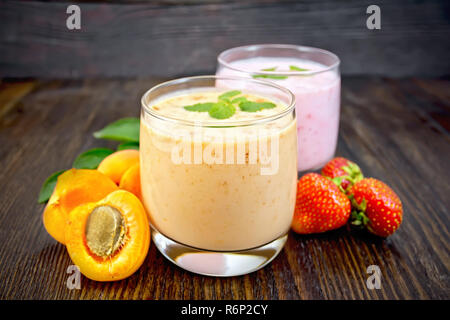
[219,90,241,101]
[182,90,277,119]
[290,65,310,72]
[251,65,310,80]
[184,102,214,112]
[239,101,276,112]
[231,96,248,104]
[252,66,287,80]
[209,101,236,119]
[252,74,288,80]
[261,67,277,71]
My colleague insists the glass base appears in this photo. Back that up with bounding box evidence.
[151,227,288,277]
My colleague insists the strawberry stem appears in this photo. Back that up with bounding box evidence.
[348,193,370,230]
[351,210,370,226]
[348,194,367,212]
[341,163,364,187]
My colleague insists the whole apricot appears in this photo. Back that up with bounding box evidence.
[97,149,140,184]
[119,163,142,201]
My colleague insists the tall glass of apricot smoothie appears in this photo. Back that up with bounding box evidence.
[140,76,297,276]
[217,44,341,172]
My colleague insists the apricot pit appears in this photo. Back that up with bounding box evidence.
[85,205,126,258]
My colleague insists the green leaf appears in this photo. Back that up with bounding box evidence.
[261,67,277,71]
[219,90,241,100]
[231,96,248,104]
[184,102,215,112]
[289,65,310,72]
[38,170,65,204]
[117,141,140,151]
[208,101,236,119]
[252,74,288,80]
[72,148,114,169]
[239,101,276,112]
[93,117,140,143]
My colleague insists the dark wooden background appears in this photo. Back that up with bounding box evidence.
[0,0,449,300]
[1,0,450,78]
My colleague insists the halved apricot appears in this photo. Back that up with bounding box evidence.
[119,163,142,201]
[97,149,139,184]
[43,169,118,244]
[65,190,150,281]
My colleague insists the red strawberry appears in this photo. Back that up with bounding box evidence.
[321,157,363,191]
[292,173,351,234]
[349,178,403,237]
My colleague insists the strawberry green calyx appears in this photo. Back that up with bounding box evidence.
[321,157,364,191]
[348,194,369,227]
[341,162,364,185]
[330,176,346,193]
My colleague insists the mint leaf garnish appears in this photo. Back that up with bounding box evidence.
[251,65,309,79]
[183,91,277,118]
[209,101,236,119]
[231,96,248,104]
[184,102,214,112]
[239,101,276,112]
[252,66,287,80]
[219,90,241,100]
[290,65,309,71]
[252,74,288,80]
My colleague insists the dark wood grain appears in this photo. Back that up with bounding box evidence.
[1,0,450,79]
[0,76,449,300]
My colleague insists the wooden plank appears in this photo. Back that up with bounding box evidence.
[0,77,448,299]
[0,80,38,124]
[1,0,449,79]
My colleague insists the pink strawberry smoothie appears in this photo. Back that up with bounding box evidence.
[217,56,341,171]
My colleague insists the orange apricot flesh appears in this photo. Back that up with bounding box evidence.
[97,149,139,184]
[43,169,118,244]
[119,163,142,201]
[65,190,150,281]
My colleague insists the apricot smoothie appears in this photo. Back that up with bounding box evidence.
[140,77,297,255]
[217,45,341,172]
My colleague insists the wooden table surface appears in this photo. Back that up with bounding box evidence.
[0,76,448,300]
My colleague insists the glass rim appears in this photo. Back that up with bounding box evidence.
[141,75,296,128]
[217,44,340,76]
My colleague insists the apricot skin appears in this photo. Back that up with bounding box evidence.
[43,169,118,244]
[65,190,150,281]
[119,163,142,201]
[97,150,140,184]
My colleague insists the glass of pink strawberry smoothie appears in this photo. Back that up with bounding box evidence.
[217,44,341,172]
